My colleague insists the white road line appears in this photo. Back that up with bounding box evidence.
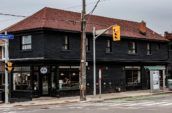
[143,102,167,106]
[160,103,172,106]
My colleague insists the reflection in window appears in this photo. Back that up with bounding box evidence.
[62,36,69,50]
[147,43,152,55]
[128,42,136,54]
[106,39,112,53]
[59,66,79,90]
[126,70,141,86]
[21,35,32,50]
[13,66,31,90]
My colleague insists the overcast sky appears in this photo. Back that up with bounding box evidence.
[0,0,172,35]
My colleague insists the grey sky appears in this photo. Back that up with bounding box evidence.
[0,0,172,35]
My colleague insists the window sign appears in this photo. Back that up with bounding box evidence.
[40,67,48,74]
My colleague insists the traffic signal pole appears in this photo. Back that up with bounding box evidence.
[80,0,87,101]
[4,31,9,104]
[92,25,113,96]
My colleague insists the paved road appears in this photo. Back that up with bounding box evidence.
[1,94,172,113]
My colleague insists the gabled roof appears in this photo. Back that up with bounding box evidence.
[1,7,168,41]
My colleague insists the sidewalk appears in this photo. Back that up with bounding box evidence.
[0,89,171,108]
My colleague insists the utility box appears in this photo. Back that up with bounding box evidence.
[168,79,172,90]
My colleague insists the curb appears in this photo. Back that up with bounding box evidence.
[89,91,172,102]
[0,91,171,107]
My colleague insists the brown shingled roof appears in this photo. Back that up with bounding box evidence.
[1,7,168,41]
[165,32,172,40]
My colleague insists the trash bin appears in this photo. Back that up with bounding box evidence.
[168,79,172,90]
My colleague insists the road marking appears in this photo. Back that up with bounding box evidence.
[161,103,172,106]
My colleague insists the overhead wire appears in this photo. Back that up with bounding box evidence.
[0,13,26,18]
[0,0,111,29]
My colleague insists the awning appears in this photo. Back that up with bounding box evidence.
[144,66,165,70]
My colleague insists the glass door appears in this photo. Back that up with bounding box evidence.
[42,74,49,95]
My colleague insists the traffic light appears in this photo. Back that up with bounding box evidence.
[5,61,13,73]
[112,25,120,41]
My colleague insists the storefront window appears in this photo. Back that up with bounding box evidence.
[13,66,31,90]
[126,69,141,86]
[59,66,79,90]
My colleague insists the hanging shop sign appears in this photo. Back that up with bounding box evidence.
[40,67,48,74]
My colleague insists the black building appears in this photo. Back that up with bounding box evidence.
[0,7,169,100]
[165,32,172,80]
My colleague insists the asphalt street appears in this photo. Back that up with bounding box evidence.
[0,94,172,113]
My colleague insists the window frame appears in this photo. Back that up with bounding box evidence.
[13,66,31,91]
[128,42,137,54]
[21,35,32,50]
[62,35,70,50]
[147,43,152,55]
[106,39,112,53]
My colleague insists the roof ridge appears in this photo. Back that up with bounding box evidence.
[45,7,139,25]
[0,7,167,41]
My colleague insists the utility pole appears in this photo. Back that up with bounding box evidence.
[4,31,9,104]
[80,0,87,101]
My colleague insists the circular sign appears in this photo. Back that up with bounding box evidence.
[40,67,48,74]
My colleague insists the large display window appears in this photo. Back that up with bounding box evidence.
[13,66,31,90]
[59,66,79,90]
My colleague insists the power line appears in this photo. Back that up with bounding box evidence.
[0,0,110,19]
[0,0,111,29]
[0,13,26,18]
[88,0,101,15]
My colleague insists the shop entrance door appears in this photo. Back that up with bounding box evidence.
[41,74,49,96]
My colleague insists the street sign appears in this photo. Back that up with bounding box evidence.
[0,34,14,39]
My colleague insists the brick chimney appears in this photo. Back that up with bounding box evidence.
[164,31,172,40]
[139,20,147,35]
